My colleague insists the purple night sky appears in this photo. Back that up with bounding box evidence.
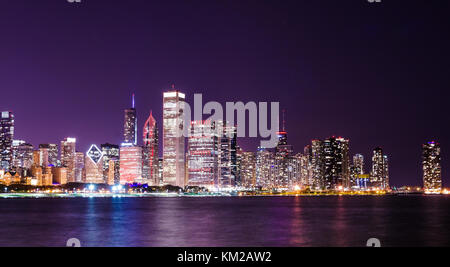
[0,0,449,187]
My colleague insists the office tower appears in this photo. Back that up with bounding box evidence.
[42,166,53,186]
[0,111,14,171]
[60,138,76,183]
[187,120,218,188]
[52,167,68,185]
[310,140,324,190]
[101,143,119,173]
[423,141,442,193]
[85,145,104,184]
[350,154,364,188]
[216,121,237,188]
[322,137,350,190]
[371,147,389,189]
[274,127,294,188]
[31,165,43,186]
[124,94,137,146]
[256,147,275,188]
[240,152,256,188]
[39,144,58,167]
[107,159,120,185]
[119,146,143,184]
[75,152,85,183]
[143,111,159,185]
[163,89,186,187]
[12,140,34,169]
[287,154,302,188]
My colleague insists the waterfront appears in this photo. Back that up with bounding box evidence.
[0,195,449,247]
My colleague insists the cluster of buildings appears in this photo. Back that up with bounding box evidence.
[0,90,445,193]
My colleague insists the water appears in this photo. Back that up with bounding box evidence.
[0,195,449,247]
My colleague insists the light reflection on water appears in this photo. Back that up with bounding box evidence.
[0,196,449,247]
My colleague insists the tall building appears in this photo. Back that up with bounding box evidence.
[107,159,120,185]
[274,128,294,188]
[143,111,159,185]
[38,144,58,167]
[123,94,137,146]
[75,152,85,183]
[216,121,237,188]
[187,120,218,188]
[256,147,275,188]
[60,138,76,183]
[0,111,14,171]
[240,152,256,188]
[101,143,119,171]
[350,154,364,188]
[163,89,186,187]
[12,140,34,169]
[119,145,143,184]
[85,145,104,184]
[52,167,68,185]
[423,141,442,193]
[322,137,350,190]
[371,147,389,190]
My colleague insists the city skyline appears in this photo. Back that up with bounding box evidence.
[0,1,449,187]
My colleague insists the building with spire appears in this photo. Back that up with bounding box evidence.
[143,111,159,185]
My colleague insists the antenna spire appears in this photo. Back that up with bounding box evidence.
[132,93,135,109]
[282,109,286,131]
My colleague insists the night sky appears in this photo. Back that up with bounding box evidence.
[0,0,449,187]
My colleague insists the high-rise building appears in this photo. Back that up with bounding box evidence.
[52,167,68,185]
[85,145,104,184]
[274,128,294,188]
[322,137,350,190]
[143,111,159,186]
[60,138,76,183]
[187,120,218,188]
[240,151,256,188]
[256,147,275,188]
[38,144,58,167]
[371,147,389,190]
[311,140,324,190]
[216,121,237,188]
[107,159,120,185]
[119,145,143,184]
[75,152,85,183]
[101,143,119,172]
[0,111,14,171]
[423,141,442,193]
[123,94,137,146]
[350,154,365,188]
[163,89,186,187]
[12,140,34,170]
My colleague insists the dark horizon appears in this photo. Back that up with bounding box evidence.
[1,0,449,187]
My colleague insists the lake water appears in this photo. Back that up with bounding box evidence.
[0,195,449,247]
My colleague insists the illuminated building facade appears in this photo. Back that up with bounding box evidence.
[216,121,237,188]
[124,94,137,146]
[0,111,14,171]
[143,111,159,185]
[75,152,84,183]
[12,140,34,169]
[119,145,143,184]
[350,154,364,188]
[101,143,119,182]
[240,152,256,188]
[422,141,442,192]
[85,145,104,184]
[38,144,58,167]
[311,140,324,190]
[52,167,68,185]
[187,121,218,187]
[256,147,275,188]
[371,147,389,189]
[60,137,76,183]
[274,130,294,188]
[322,137,350,190]
[163,89,185,187]
[107,159,120,185]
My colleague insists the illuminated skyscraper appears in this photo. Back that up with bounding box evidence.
[0,111,14,171]
[216,121,237,188]
[240,152,256,188]
[371,147,389,189]
[311,140,324,190]
[119,145,143,184]
[322,137,350,190]
[12,140,34,170]
[60,137,76,182]
[124,94,137,146]
[423,141,442,193]
[256,147,275,188]
[38,144,58,167]
[75,152,85,183]
[143,111,159,185]
[350,154,365,188]
[101,143,119,169]
[163,89,185,187]
[187,120,218,188]
[84,145,104,184]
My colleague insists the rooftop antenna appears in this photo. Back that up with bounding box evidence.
[282,109,286,131]
[171,83,175,90]
[132,93,135,109]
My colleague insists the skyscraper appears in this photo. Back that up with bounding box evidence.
[256,147,275,188]
[75,152,85,183]
[123,94,137,146]
[240,151,256,188]
[371,147,389,190]
[60,138,76,183]
[119,146,143,184]
[143,111,159,186]
[322,137,350,190]
[216,121,237,188]
[187,120,218,188]
[12,141,34,169]
[84,144,104,184]
[0,111,14,171]
[311,140,324,190]
[163,88,185,187]
[39,144,58,167]
[101,143,119,170]
[423,141,442,193]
